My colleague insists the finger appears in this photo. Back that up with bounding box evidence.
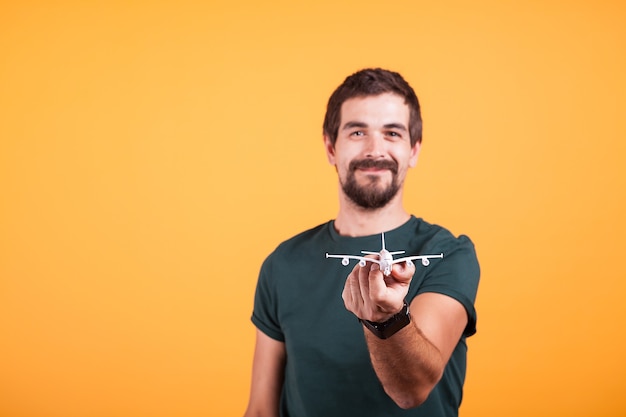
[342,267,360,314]
[367,262,388,304]
[358,261,373,310]
[349,264,365,309]
[341,276,352,306]
[391,260,416,283]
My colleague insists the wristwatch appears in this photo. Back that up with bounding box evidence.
[359,301,411,339]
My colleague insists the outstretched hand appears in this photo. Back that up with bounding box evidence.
[342,257,416,322]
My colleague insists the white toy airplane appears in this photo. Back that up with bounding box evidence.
[325,233,443,276]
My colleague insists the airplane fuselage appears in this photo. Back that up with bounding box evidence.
[378,250,394,275]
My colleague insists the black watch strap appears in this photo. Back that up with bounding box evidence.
[359,301,411,339]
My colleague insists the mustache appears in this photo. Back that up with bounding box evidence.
[349,159,398,174]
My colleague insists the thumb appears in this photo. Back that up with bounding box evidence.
[391,260,416,283]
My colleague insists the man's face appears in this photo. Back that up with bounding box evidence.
[324,93,420,210]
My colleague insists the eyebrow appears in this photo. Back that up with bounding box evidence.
[382,123,408,132]
[341,121,368,131]
[341,121,408,131]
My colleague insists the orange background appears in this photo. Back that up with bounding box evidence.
[1,1,625,416]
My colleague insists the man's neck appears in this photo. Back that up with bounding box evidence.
[333,193,411,237]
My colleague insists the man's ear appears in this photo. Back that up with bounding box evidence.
[409,142,421,168]
[323,135,336,165]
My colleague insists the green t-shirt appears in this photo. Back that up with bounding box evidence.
[252,216,480,417]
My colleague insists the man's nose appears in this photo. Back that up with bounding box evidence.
[364,133,386,158]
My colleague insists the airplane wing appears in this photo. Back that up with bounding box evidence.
[361,250,404,256]
[392,253,444,267]
[325,253,382,267]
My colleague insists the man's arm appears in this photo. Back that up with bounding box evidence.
[243,329,286,417]
[342,261,468,409]
[365,292,468,408]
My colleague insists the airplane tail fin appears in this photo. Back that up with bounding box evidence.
[381,233,404,255]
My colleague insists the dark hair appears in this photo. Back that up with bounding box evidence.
[323,68,422,147]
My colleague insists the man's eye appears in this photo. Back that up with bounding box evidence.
[351,131,364,136]
[387,131,400,137]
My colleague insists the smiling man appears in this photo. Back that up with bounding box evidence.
[244,68,480,417]
[328,92,417,215]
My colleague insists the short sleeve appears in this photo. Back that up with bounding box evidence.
[251,255,285,342]
[414,234,480,337]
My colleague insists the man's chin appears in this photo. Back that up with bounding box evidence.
[354,173,392,187]
[343,185,400,210]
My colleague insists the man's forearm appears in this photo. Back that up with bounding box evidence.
[364,320,444,409]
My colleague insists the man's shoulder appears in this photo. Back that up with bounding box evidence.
[270,221,333,257]
[410,216,475,251]
[408,216,451,239]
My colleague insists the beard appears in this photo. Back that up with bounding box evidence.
[340,158,400,210]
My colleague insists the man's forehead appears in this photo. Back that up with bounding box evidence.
[339,93,410,127]
[341,120,408,131]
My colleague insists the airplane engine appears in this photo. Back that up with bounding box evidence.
[359,259,366,267]
[341,258,350,266]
